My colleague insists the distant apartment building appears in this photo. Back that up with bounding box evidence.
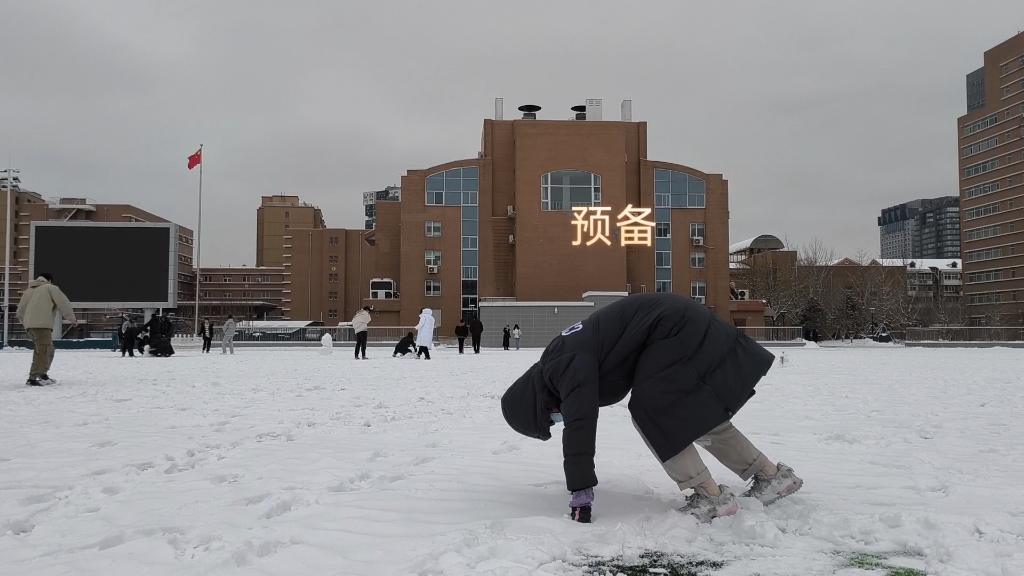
[363,186,401,230]
[0,174,194,333]
[878,259,963,300]
[193,266,288,324]
[878,197,960,260]
[957,32,1024,326]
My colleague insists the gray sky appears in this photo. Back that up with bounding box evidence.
[3,1,1022,265]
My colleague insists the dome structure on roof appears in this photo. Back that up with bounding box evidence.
[729,234,785,256]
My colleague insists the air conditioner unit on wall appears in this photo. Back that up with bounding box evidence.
[427,266,439,274]
[507,205,516,218]
[737,289,750,300]
[508,235,515,244]
[692,237,704,246]
[694,296,706,304]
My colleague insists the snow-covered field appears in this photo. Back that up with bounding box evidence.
[1,345,1022,575]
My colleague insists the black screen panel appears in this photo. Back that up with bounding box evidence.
[33,225,172,304]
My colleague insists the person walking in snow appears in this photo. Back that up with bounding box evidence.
[469,317,484,354]
[414,308,435,360]
[393,332,415,357]
[502,325,511,350]
[198,318,213,353]
[115,314,129,352]
[512,324,522,350]
[352,306,372,360]
[143,313,160,339]
[455,319,469,354]
[120,315,136,357]
[221,315,237,355]
[501,293,803,525]
[122,320,142,358]
[16,273,77,386]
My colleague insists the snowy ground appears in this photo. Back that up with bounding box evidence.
[1,345,1022,576]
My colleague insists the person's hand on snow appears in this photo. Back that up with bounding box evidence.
[569,488,593,523]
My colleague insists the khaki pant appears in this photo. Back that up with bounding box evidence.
[633,419,769,490]
[27,328,56,379]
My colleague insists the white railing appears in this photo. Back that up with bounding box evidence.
[736,326,803,342]
[223,326,431,343]
[905,327,1024,342]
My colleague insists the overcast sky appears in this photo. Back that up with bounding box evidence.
[3,1,1022,265]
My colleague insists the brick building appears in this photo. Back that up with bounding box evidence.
[957,32,1024,326]
[190,266,288,324]
[1,176,194,334]
[256,101,735,330]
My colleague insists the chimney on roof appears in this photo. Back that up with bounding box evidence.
[571,105,586,120]
[518,104,540,119]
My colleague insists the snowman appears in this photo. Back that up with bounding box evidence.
[319,332,334,356]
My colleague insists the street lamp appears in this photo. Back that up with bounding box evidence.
[3,168,21,348]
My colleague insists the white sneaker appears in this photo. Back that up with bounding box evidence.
[678,484,738,523]
[742,462,803,505]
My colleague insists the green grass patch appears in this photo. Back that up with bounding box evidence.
[847,553,925,576]
[578,549,724,576]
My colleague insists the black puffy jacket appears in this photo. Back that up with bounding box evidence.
[500,293,775,492]
[395,334,415,354]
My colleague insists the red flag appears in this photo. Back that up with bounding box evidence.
[187,148,202,170]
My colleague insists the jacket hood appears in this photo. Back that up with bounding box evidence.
[420,308,433,316]
[501,363,557,441]
[28,278,50,289]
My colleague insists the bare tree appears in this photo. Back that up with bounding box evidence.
[738,253,799,325]
[796,237,837,299]
[929,292,965,329]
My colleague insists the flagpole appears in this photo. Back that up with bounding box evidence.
[193,144,203,337]
[3,167,16,349]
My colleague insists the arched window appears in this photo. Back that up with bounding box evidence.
[541,170,601,211]
[654,169,705,208]
[426,167,479,206]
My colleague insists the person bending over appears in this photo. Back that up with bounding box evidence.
[501,293,802,524]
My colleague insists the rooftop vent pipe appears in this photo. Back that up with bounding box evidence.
[518,104,541,119]
[571,105,586,120]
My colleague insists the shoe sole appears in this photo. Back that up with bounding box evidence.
[679,500,739,523]
[757,477,803,506]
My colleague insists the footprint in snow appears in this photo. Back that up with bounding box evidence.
[328,471,407,492]
[4,519,35,535]
[232,538,292,567]
[210,473,242,485]
[491,443,522,455]
[21,491,59,505]
[262,498,301,519]
[235,493,272,506]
